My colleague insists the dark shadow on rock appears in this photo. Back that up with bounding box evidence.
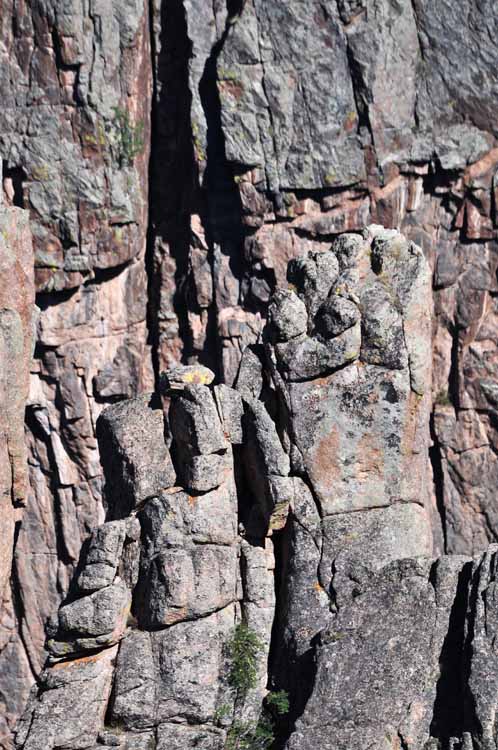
[146,0,197,376]
[429,560,473,743]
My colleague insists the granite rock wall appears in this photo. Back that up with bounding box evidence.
[1,0,498,747]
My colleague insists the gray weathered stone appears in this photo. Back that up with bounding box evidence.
[48,579,130,656]
[156,724,225,750]
[15,646,118,750]
[267,290,308,342]
[111,630,156,730]
[214,384,245,445]
[151,604,236,725]
[97,394,176,518]
[159,364,215,394]
[77,521,127,593]
[286,556,470,750]
[169,385,227,458]
[182,453,229,493]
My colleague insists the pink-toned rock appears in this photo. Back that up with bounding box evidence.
[0,201,34,598]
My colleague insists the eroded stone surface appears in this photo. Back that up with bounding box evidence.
[286,557,470,750]
[4,0,498,742]
[97,394,176,519]
[268,230,433,519]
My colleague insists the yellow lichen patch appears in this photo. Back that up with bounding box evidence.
[341,532,359,544]
[269,501,290,531]
[343,110,358,132]
[182,369,212,385]
[31,165,50,181]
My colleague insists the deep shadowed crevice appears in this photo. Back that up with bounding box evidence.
[145,0,197,380]
[422,165,462,227]
[146,0,269,379]
[84,259,134,288]
[267,512,320,748]
[9,522,37,681]
[23,405,75,570]
[430,412,448,553]
[447,326,460,407]
[197,2,247,374]
[2,161,26,208]
[461,558,480,741]
[199,1,246,223]
[429,560,473,743]
[35,286,79,311]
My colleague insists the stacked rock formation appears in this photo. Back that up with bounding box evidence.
[2,2,498,738]
[15,228,498,750]
[0,2,153,733]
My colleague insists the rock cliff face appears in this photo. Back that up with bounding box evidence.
[13,231,498,750]
[0,185,34,746]
[1,0,498,747]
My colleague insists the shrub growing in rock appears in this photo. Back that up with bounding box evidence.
[227,623,263,697]
[225,717,274,750]
[224,691,289,750]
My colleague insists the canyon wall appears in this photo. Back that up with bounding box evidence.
[1,0,498,747]
[14,231,498,750]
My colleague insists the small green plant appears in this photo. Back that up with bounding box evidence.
[227,623,263,697]
[224,692,289,750]
[435,389,451,406]
[225,717,274,750]
[214,703,232,724]
[265,690,289,716]
[110,106,144,167]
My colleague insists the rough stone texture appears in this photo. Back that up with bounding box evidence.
[77,521,127,593]
[48,578,131,657]
[12,338,498,750]
[464,545,498,750]
[269,230,433,520]
[0,0,154,737]
[97,394,176,519]
[0,201,34,598]
[0,0,152,292]
[15,646,118,750]
[0,197,34,747]
[3,0,498,745]
[286,556,470,750]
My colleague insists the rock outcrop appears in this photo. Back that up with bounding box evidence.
[0,0,153,736]
[2,0,498,746]
[0,186,34,748]
[0,191,34,594]
[15,229,498,750]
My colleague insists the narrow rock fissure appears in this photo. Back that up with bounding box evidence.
[23,405,75,571]
[1,161,25,208]
[9,522,37,682]
[429,414,448,554]
[429,561,473,743]
[197,1,247,376]
[146,0,196,379]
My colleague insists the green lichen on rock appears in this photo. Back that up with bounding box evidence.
[110,107,145,168]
